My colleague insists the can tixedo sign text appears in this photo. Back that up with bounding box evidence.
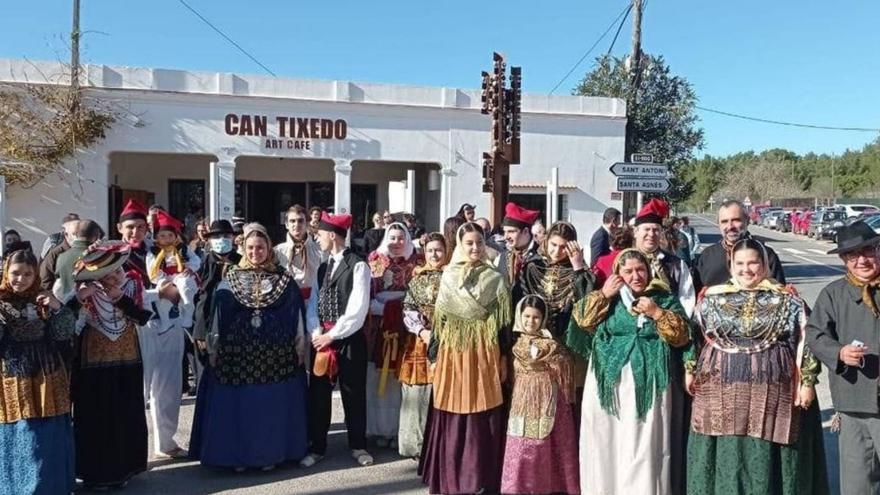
[224,114,348,150]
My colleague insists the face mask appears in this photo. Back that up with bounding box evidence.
[210,237,233,254]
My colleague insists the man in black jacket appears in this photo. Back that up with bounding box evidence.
[192,220,241,361]
[589,207,621,265]
[694,200,785,291]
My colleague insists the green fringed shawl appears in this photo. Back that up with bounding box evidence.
[567,291,688,419]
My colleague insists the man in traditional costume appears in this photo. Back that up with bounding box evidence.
[501,202,542,287]
[694,199,785,291]
[632,198,695,493]
[807,221,880,495]
[116,199,152,287]
[633,198,695,316]
[274,204,322,305]
[301,212,373,468]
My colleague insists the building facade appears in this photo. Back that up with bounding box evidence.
[0,59,625,245]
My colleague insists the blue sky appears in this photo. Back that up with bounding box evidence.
[2,0,878,157]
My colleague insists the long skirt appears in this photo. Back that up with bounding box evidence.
[686,400,829,495]
[196,371,308,468]
[580,362,672,495]
[366,363,401,439]
[420,405,506,495]
[501,398,581,494]
[73,364,147,486]
[398,383,431,457]
[0,414,75,495]
[187,364,213,460]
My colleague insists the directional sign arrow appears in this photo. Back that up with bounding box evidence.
[617,177,671,193]
[609,162,669,178]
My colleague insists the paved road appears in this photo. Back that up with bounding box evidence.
[115,214,846,495]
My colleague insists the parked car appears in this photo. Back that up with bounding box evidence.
[763,209,785,229]
[776,212,792,232]
[835,203,879,218]
[860,214,880,234]
[808,210,848,240]
[750,204,773,223]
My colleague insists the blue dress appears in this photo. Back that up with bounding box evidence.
[0,301,76,495]
[192,266,309,468]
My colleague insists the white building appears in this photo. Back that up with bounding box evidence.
[0,58,625,245]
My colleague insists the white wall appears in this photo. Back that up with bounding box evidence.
[0,59,625,246]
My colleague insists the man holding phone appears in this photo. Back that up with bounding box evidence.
[807,220,880,494]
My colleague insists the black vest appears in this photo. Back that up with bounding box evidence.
[317,249,363,324]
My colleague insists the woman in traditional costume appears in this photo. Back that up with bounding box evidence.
[72,241,152,489]
[398,232,447,458]
[686,238,829,495]
[0,250,76,494]
[518,221,593,338]
[420,222,511,495]
[365,222,422,449]
[501,294,580,495]
[567,248,692,495]
[197,223,309,471]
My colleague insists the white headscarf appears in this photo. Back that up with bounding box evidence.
[376,222,414,259]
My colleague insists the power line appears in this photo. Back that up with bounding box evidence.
[549,4,632,95]
[177,0,277,77]
[605,2,633,58]
[696,105,880,133]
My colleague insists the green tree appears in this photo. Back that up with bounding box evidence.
[574,54,705,204]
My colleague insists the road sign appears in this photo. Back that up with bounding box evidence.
[617,177,671,193]
[610,162,669,178]
[630,153,654,164]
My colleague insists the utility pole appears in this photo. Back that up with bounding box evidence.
[622,0,643,219]
[70,0,81,115]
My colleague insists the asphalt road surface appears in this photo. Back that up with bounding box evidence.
[113,214,846,495]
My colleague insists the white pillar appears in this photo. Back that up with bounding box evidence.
[438,167,456,225]
[209,157,236,222]
[334,159,352,215]
[405,169,416,213]
[547,167,559,225]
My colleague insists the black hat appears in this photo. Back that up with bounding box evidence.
[827,221,880,255]
[206,219,235,237]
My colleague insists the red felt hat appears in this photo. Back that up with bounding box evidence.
[119,199,148,222]
[154,210,183,234]
[502,202,541,229]
[634,198,670,226]
[318,211,352,236]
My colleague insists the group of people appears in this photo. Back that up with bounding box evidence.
[4,192,880,494]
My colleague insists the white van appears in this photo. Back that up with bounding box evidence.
[835,204,879,218]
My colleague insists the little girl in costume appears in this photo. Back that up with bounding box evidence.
[146,210,201,327]
[501,294,581,495]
